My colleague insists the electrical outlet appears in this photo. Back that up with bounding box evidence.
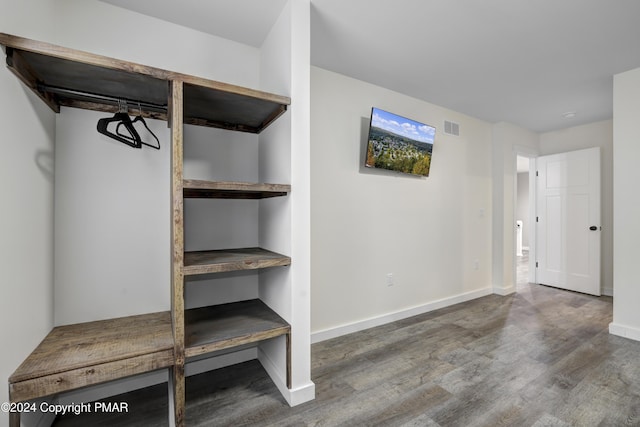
[386,273,394,286]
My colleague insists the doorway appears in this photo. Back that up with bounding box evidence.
[514,148,602,295]
[515,155,532,288]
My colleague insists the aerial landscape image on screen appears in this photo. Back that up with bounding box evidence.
[365,107,436,177]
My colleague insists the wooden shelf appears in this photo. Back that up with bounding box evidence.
[0,33,290,133]
[183,179,290,199]
[184,299,290,359]
[183,247,291,276]
[0,32,296,427]
[9,311,173,403]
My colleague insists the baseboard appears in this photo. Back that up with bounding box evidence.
[602,286,613,297]
[609,322,640,342]
[493,285,516,296]
[311,287,493,344]
[258,348,316,407]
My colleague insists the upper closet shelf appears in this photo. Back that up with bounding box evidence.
[0,33,290,133]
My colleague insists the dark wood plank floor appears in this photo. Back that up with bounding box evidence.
[54,282,640,426]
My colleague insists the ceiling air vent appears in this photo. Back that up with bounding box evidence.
[444,120,460,136]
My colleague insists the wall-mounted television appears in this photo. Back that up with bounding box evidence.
[365,107,436,177]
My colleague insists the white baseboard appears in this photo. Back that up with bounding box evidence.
[258,348,315,407]
[311,287,493,344]
[609,322,640,342]
[602,286,613,297]
[493,285,516,296]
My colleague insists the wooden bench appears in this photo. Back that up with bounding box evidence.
[8,311,174,427]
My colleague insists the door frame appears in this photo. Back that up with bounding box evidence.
[512,146,538,287]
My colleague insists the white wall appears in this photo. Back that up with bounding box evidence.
[54,1,259,87]
[54,109,170,324]
[539,120,613,295]
[0,2,57,427]
[610,67,640,341]
[259,0,315,405]
[310,67,493,338]
[50,0,262,320]
[491,122,539,295]
[183,125,261,310]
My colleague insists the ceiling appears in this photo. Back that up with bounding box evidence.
[100,0,640,133]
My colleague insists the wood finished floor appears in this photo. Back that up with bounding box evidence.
[54,281,640,427]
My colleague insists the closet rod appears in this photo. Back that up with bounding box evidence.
[37,83,168,112]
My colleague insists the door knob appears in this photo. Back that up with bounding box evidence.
[589,226,598,231]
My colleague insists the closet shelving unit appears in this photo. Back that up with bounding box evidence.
[1,33,293,427]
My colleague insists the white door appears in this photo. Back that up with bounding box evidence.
[536,147,601,295]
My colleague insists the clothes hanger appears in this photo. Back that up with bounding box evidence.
[96,99,142,148]
[114,103,160,150]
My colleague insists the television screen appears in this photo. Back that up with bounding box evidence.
[365,107,436,177]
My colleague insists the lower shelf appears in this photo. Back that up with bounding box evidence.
[51,360,279,427]
[184,299,290,359]
[9,311,174,403]
[183,247,291,276]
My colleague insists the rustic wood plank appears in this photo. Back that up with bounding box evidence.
[5,48,59,112]
[0,33,290,133]
[180,76,290,107]
[0,33,169,80]
[183,83,288,133]
[183,247,291,276]
[184,106,287,133]
[20,50,168,106]
[7,311,173,418]
[9,312,173,384]
[10,351,173,403]
[182,179,290,199]
[0,34,289,106]
[169,79,185,427]
[184,299,290,359]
